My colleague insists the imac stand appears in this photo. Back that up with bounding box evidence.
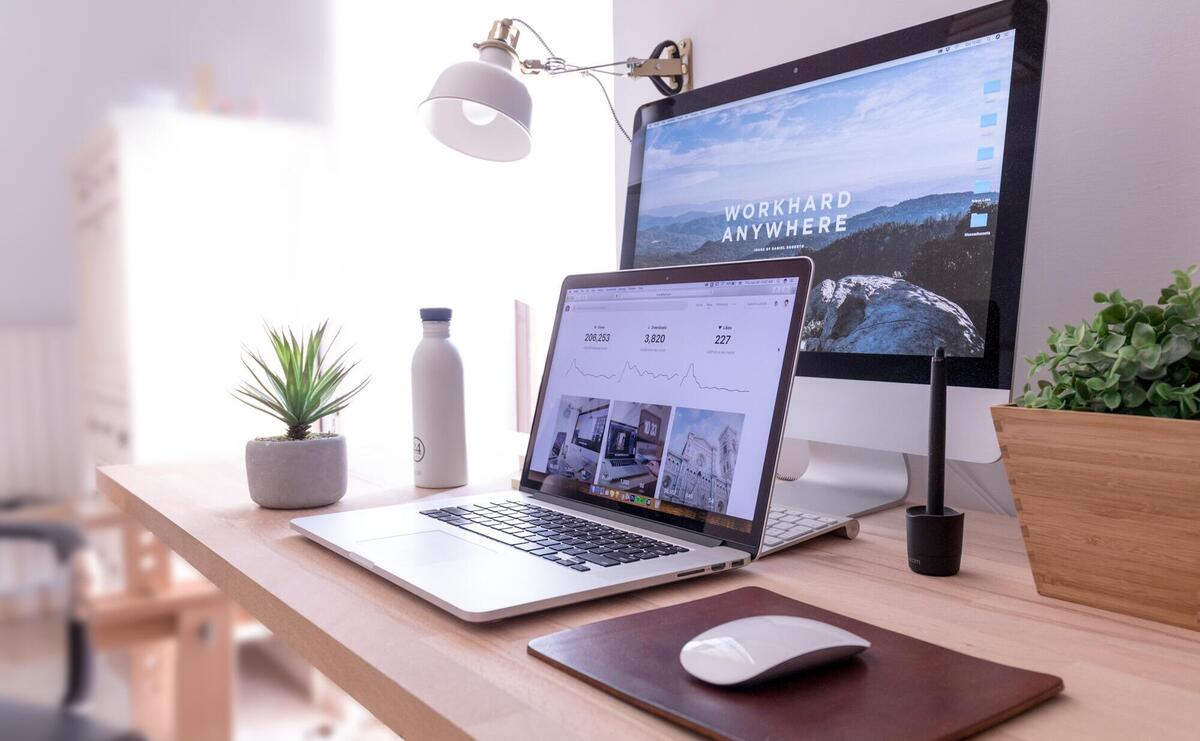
[776,377,1005,519]
[771,440,909,519]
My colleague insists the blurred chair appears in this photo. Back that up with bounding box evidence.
[0,520,144,741]
[1,498,237,741]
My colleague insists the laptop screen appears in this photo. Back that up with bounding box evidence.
[525,273,803,538]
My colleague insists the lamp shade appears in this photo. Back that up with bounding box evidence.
[419,47,533,162]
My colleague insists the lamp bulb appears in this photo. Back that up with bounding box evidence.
[461,100,499,126]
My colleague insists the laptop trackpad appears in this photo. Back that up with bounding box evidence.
[356,530,495,567]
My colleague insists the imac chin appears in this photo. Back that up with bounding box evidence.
[773,376,1010,518]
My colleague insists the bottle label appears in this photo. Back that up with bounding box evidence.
[413,436,426,462]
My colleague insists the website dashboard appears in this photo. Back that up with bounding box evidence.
[528,277,800,531]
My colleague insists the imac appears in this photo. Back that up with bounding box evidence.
[619,0,1047,517]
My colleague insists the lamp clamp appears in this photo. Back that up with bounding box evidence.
[627,38,692,95]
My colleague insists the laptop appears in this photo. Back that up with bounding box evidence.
[292,257,856,622]
[599,421,647,480]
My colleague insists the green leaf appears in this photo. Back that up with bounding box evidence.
[1175,268,1194,291]
[1100,304,1127,324]
[1136,344,1162,369]
[231,393,290,424]
[1136,364,1168,381]
[1101,333,1127,352]
[1101,390,1121,410]
[1161,334,1191,364]
[1122,385,1147,407]
[1131,322,1156,349]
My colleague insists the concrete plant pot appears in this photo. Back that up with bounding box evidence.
[245,434,347,509]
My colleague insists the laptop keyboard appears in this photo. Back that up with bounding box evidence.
[420,500,688,572]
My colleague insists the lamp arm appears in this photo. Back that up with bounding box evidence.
[499,18,690,92]
[474,18,691,143]
[537,59,627,75]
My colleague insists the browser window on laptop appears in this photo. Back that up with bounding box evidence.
[525,276,802,536]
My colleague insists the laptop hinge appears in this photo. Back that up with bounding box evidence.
[528,492,725,548]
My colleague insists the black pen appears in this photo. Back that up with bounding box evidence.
[927,347,946,516]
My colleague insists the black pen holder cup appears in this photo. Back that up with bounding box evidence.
[905,506,964,576]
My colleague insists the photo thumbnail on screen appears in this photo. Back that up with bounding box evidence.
[544,396,611,483]
[658,407,745,515]
[597,401,672,497]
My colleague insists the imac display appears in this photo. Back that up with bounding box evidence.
[630,32,1017,359]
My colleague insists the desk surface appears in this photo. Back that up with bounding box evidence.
[98,459,1200,740]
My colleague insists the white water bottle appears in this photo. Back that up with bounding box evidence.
[412,307,468,488]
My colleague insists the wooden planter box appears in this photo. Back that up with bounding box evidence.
[992,405,1200,630]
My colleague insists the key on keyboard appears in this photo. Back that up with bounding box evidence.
[420,501,689,571]
[761,505,854,553]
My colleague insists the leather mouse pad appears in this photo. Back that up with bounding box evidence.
[528,586,1062,740]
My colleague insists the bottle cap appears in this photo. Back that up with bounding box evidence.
[419,307,452,322]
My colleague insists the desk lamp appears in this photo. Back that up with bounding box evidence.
[419,18,692,161]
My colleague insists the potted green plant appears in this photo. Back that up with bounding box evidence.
[992,267,1200,630]
[234,323,369,509]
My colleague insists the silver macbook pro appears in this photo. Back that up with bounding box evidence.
[292,257,832,622]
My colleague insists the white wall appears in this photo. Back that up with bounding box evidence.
[0,1,615,493]
[0,1,329,498]
[0,0,330,327]
[613,0,1200,514]
[332,1,615,475]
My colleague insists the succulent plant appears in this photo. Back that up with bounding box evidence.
[1017,266,1200,418]
[234,322,369,440]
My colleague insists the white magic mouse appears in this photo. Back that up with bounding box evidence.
[679,615,870,687]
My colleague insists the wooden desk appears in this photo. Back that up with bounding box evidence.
[98,460,1200,740]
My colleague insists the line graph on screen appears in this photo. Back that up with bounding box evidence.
[564,358,750,394]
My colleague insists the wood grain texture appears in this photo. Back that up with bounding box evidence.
[98,458,1200,740]
[993,405,1200,631]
